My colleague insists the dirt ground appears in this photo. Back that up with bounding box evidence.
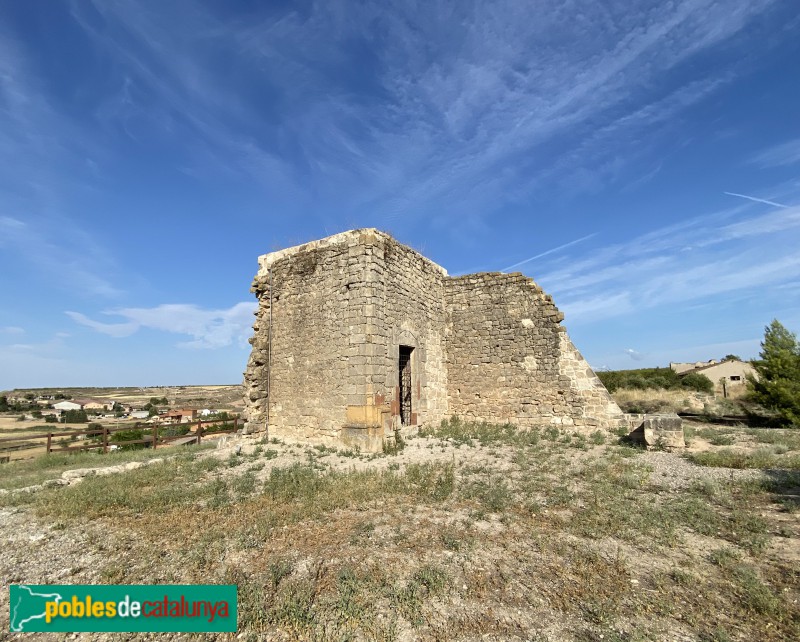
[0,418,798,641]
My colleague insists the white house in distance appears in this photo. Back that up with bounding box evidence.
[670,359,758,396]
[53,400,82,411]
[52,398,113,412]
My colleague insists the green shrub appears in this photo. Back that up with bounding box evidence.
[597,367,683,392]
[681,372,714,393]
[590,430,606,445]
[163,424,190,437]
[110,428,147,450]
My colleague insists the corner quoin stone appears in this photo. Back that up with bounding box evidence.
[242,229,625,448]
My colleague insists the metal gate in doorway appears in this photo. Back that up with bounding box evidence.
[399,346,413,425]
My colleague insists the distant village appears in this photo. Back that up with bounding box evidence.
[0,393,231,425]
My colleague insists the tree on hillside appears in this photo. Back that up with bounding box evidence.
[748,319,800,426]
[723,354,742,361]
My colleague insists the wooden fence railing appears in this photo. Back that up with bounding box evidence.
[0,417,239,462]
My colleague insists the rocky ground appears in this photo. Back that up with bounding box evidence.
[1,419,798,641]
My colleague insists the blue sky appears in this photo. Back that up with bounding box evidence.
[1,0,799,389]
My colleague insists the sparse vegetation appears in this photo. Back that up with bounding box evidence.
[597,367,713,393]
[2,415,798,640]
[0,445,213,491]
[110,427,147,450]
[687,448,800,470]
[420,415,541,447]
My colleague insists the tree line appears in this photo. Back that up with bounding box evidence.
[596,368,714,394]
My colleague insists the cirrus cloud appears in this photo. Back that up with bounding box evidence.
[66,302,256,349]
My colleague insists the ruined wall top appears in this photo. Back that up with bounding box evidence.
[256,228,449,278]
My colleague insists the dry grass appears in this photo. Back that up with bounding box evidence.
[687,449,800,470]
[1,418,798,641]
[0,443,215,490]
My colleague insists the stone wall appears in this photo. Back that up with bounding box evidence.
[243,229,623,442]
[244,232,378,439]
[557,332,625,427]
[369,233,449,427]
[443,273,621,427]
[244,230,452,438]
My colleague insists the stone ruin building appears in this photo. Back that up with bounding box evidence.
[243,229,625,449]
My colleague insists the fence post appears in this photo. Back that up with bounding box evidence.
[103,426,108,454]
[153,425,158,450]
[233,417,238,432]
[46,433,52,454]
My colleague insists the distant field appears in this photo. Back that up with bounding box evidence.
[1,384,243,463]
[2,384,245,409]
[0,417,94,435]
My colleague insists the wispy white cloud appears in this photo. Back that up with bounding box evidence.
[64,0,779,226]
[558,292,634,323]
[536,200,800,324]
[724,191,788,208]
[68,1,303,203]
[0,22,108,203]
[0,348,69,390]
[0,326,24,335]
[0,216,121,298]
[0,25,128,300]
[64,312,138,338]
[749,138,800,168]
[0,328,76,388]
[624,348,646,361]
[502,234,596,272]
[2,332,69,354]
[66,302,257,349]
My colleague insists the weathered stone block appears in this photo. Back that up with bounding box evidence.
[629,413,685,450]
